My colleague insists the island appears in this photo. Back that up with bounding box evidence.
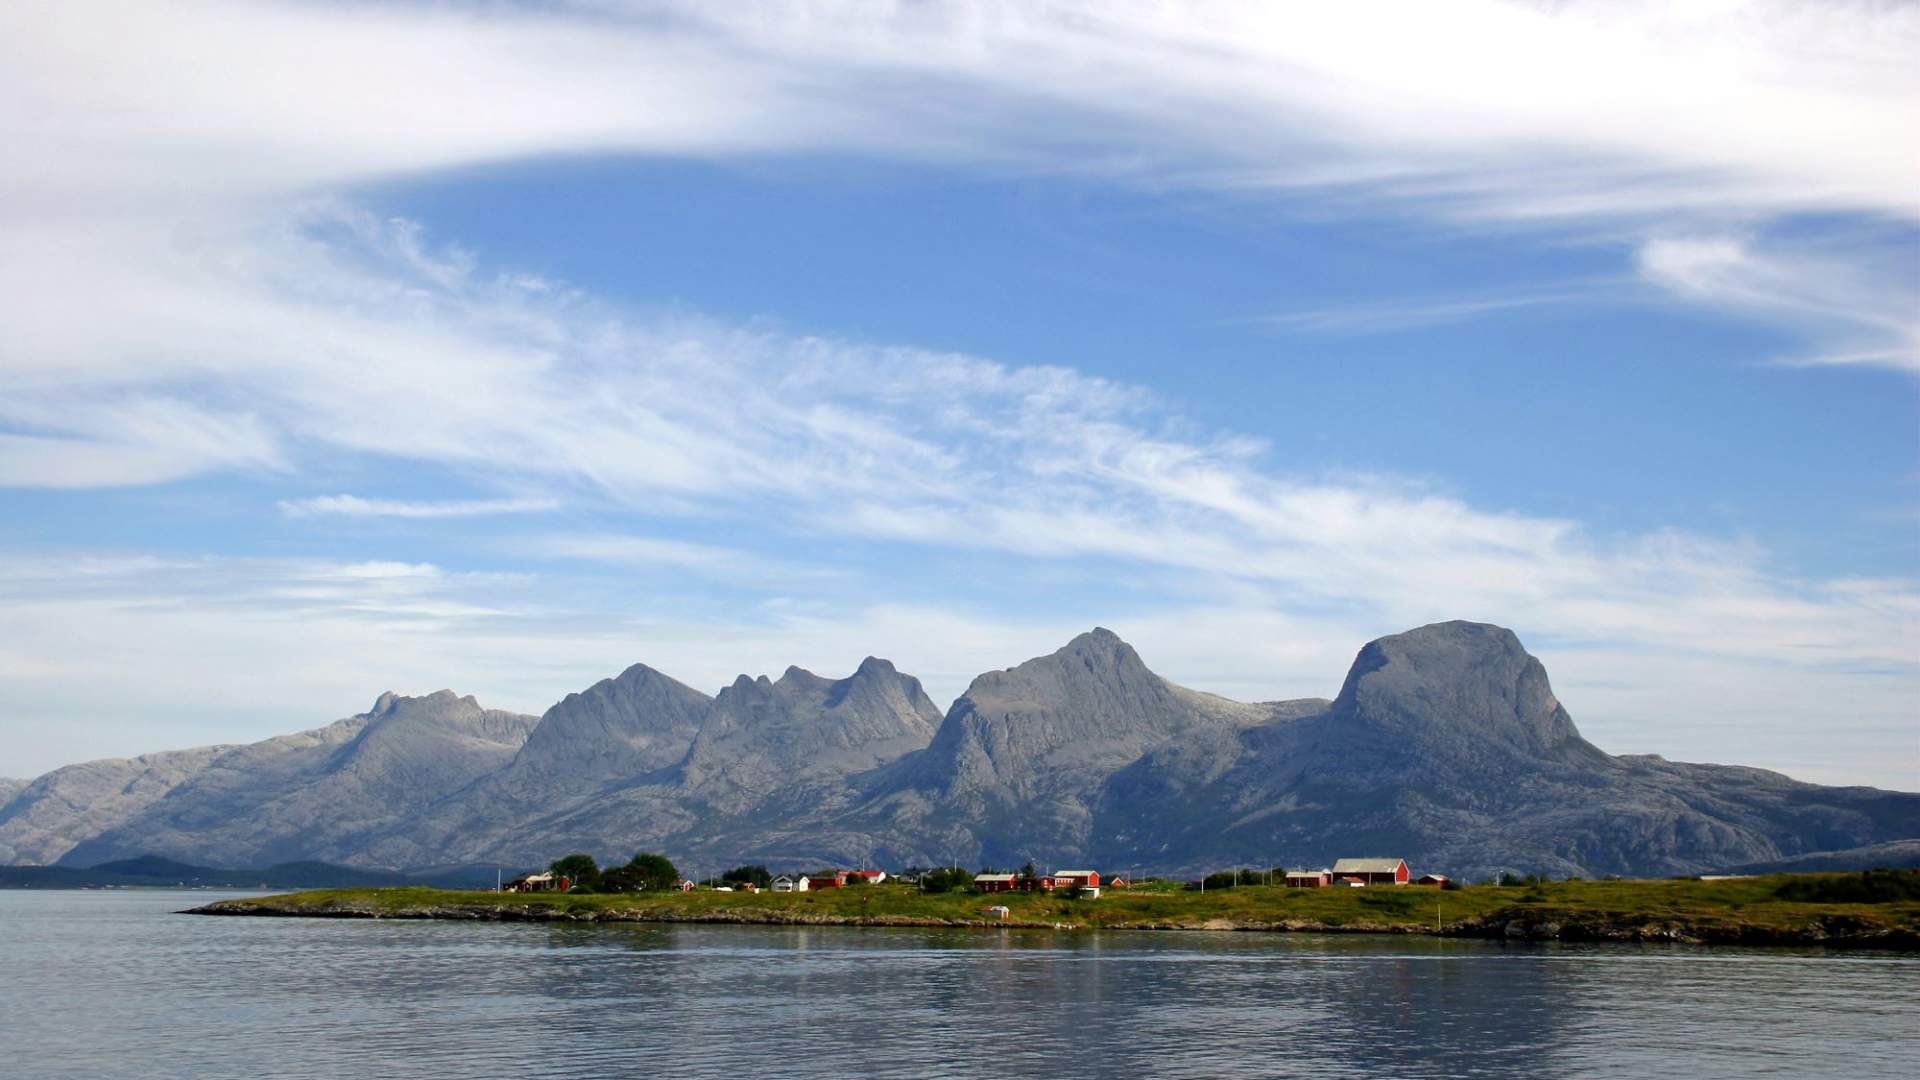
[191,871,1920,948]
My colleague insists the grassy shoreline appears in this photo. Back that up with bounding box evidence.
[189,874,1920,948]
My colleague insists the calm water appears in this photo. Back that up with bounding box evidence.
[1,890,1914,1079]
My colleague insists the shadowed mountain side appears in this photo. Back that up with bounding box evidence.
[831,629,1309,867]
[352,664,714,867]
[55,691,538,868]
[387,657,944,868]
[1091,623,1918,879]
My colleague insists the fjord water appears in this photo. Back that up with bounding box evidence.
[3,891,1913,1079]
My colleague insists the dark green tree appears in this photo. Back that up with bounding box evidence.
[921,867,975,894]
[549,853,601,891]
[721,864,773,888]
[621,852,680,892]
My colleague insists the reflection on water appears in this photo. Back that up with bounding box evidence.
[1,890,1914,1078]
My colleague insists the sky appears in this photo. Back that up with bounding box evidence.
[0,1,1915,788]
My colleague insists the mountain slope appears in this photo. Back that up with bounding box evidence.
[840,628,1300,866]
[56,691,537,868]
[1,743,236,865]
[446,657,945,867]
[1094,622,1918,879]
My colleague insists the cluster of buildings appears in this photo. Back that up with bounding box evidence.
[768,869,887,892]
[506,858,1448,895]
[972,869,1102,897]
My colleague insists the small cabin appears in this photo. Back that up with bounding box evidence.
[503,871,560,893]
[1284,870,1331,888]
[1417,874,1449,887]
[849,869,887,885]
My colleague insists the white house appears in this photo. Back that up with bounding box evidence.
[770,875,797,892]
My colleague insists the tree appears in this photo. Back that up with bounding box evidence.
[1018,861,1037,882]
[921,867,974,894]
[721,864,772,889]
[549,853,601,892]
[621,852,680,892]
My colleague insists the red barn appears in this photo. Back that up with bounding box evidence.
[1331,858,1410,885]
[1047,870,1100,890]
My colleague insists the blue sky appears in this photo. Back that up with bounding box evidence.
[0,2,1915,788]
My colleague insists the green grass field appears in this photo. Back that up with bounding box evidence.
[204,873,1920,945]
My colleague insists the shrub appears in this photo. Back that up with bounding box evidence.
[1774,869,1920,904]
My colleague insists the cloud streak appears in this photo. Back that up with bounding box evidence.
[278,495,561,519]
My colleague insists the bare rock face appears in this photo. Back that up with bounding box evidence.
[844,629,1285,866]
[505,664,713,792]
[1328,621,1604,764]
[677,658,942,805]
[0,744,234,865]
[54,692,537,868]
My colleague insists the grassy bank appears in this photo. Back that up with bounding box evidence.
[191,873,1920,948]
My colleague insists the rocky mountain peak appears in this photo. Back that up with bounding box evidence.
[909,629,1209,807]
[509,661,714,784]
[678,658,942,795]
[1331,620,1602,762]
[365,689,482,726]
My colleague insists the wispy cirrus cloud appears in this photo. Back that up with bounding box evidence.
[1248,283,1620,336]
[1637,233,1920,372]
[278,494,561,519]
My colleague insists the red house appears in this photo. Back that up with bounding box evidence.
[849,869,887,885]
[1331,858,1410,885]
[974,873,1018,893]
[1046,870,1100,890]
[1284,870,1331,888]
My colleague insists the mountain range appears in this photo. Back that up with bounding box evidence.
[3,621,1914,881]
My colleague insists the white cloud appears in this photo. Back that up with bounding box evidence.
[0,2,1914,785]
[1637,233,1920,371]
[278,494,561,519]
[2,2,1917,374]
